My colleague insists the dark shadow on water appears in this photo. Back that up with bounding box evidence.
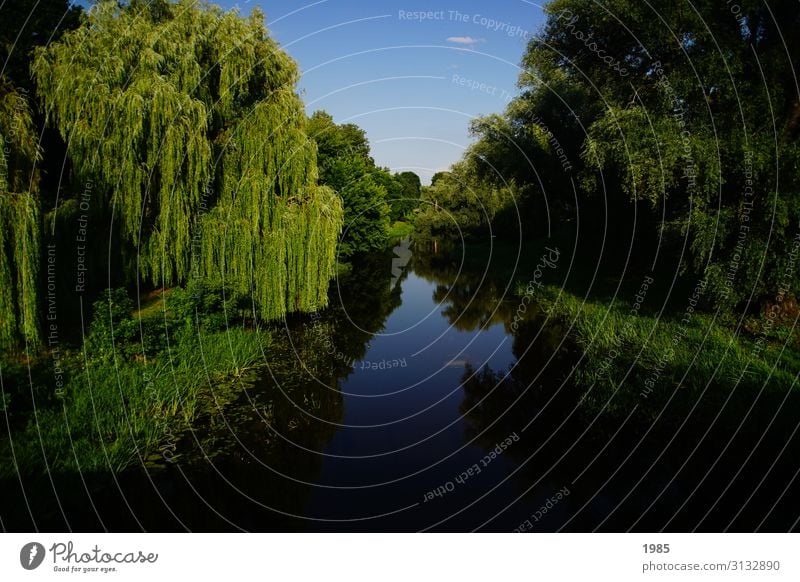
[2,243,799,531]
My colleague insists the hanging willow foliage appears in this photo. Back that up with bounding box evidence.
[33,0,342,318]
[0,80,41,350]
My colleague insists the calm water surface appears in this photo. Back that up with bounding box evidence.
[5,248,799,531]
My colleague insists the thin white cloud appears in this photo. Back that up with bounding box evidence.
[446,36,484,46]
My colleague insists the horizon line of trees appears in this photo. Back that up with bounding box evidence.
[0,0,421,352]
[418,0,800,312]
[307,110,421,257]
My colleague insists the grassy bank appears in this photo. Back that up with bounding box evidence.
[419,237,798,414]
[1,285,269,477]
[524,284,798,418]
[387,220,414,241]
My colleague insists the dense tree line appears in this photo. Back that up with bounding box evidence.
[1,0,371,350]
[424,0,800,310]
[308,110,420,256]
[33,0,343,322]
[0,0,422,350]
[415,155,521,239]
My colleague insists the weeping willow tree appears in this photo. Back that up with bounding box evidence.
[33,0,342,319]
[0,80,41,350]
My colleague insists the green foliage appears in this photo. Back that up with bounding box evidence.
[0,81,41,350]
[167,280,264,334]
[0,82,40,194]
[530,284,798,418]
[85,289,138,361]
[2,326,268,476]
[0,249,408,477]
[387,221,414,241]
[540,0,800,306]
[308,110,392,255]
[308,111,371,178]
[390,171,422,221]
[2,284,269,476]
[33,0,342,320]
[0,193,40,350]
[0,0,81,93]
[430,172,448,186]
[415,157,519,238]
[0,0,83,349]
[371,168,405,222]
[470,0,800,308]
[337,174,391,256]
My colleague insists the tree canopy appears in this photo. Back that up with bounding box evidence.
[33,0,342,320]
[415,151,520,239]
[308,110,396,256]
[0,0,81,349]
[0,82,41,349]
[437,0,800,308]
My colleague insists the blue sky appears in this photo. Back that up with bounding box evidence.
[215,0,549,182]
[72,0,549,182]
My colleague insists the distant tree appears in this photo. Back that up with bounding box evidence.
[371,169,406,221]
[390,171,421,221]
[430,172,449,186]
[339,175,391,256]
[415,158,518,238]
[308,110,390,255]
[308,111,371,184]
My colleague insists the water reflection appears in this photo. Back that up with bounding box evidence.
[412,243,516,332]
[4,244,799,531]
[456,304,800,532]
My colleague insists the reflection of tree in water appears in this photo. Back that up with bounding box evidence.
[460,316,581,450]
[456,315,653,526]
[180,249,406,528]
[296,249,405,370]
[412,244,515,332]
[459,315,800,531]
[338,250,405,347]
[1,254,406,532]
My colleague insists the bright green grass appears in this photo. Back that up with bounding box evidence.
[526,284,799,417]
[387,221,414,241]
[132,288,175,320]
[1,327,268,477]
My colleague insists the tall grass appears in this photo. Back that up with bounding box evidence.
[1,286,270,477]
[522,284,799,418]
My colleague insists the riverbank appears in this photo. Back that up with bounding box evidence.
[1,251,392,480]
[519,280,798,420]
[419,236,798,420]
[0,285,269,478]
[1,240,798,532]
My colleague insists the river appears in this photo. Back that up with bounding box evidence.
[4,244,798,531]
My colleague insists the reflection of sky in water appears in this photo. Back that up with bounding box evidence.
[340,271,515,421]
[309,267,528,529]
